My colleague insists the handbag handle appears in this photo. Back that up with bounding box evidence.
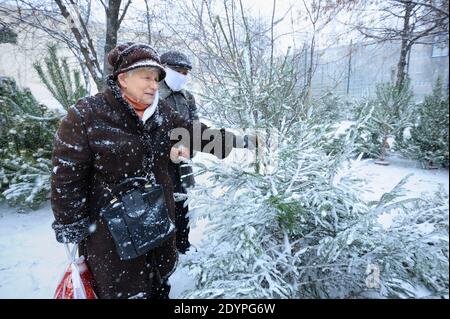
[97,175,157,208]
[110,177,150,195]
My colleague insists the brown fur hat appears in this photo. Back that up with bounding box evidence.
[107,42,166,81]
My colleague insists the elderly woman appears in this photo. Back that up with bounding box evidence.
[50,42,252,299]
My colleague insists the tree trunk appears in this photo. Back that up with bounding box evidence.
[102,0,122,89]
[395,1,414,89]
[54,0,103,91]
[303,31,316,110]
[144,0,152,45]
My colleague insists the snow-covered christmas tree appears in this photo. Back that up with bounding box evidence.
[180,118,448,298]
[168,1,448,299]
[354,79,414,164]
[405,78,449,168]
[0,44,88,209]
[0,77,60,209]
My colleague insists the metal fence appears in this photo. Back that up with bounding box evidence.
[309,38,449,102]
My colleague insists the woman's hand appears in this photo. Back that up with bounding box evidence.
[170,145,190,163]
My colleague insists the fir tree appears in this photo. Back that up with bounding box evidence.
[406,78,449,168]
[310,92,351,125]
[354,80,414,163]
[1,44,87,209]
[33,44,87,110]
[0,26,17,44]
[160,1,448,298]
[179,121,448,298]
[0,77,60,209]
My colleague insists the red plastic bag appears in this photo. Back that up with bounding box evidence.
[54,244,98,299]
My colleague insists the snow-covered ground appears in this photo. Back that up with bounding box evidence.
[0,154,448,298]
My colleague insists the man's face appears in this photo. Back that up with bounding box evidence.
[118,67,159,105]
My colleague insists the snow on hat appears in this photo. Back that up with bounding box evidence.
[108,42,166,81]
[160,51,192,70]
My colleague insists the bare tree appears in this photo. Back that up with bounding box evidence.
[355,0,449,88]
[143,0,152,45]
[406,0,449,17]
[98,0,132,78]
[299,0,350,104]
[53,0,103,89]
[0,0,92,89]
[54,0,132,89]
[159,0,311,140]
[0,0,133,91]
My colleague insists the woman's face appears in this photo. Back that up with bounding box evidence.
[118,67,159,105]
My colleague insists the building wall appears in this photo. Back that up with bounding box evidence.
[310,38,449,102]
[0,26,66,109]
[0,12,97,111]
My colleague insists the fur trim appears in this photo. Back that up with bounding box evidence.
[52,217,91,244]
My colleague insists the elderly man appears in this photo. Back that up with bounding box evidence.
[159,51,198,254]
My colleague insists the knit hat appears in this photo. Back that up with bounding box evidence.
[160,51,192,70]
[107,42,166,81]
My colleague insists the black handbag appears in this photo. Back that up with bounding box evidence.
[100,177,176,260]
